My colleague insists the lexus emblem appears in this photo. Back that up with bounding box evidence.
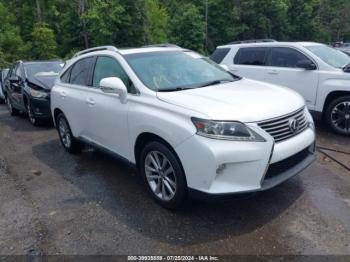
[289,118,299,133]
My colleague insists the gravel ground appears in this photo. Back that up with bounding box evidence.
[0,104,349,256]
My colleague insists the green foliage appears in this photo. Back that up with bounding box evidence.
[31,23,58,59]
[0,2,28,67]
[84,0,125,46]
[169,3,206,52]
[144,0,169,44]
[0,0,349,65]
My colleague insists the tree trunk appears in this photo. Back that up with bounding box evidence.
[76,0,89,48]
[35,0,42,23]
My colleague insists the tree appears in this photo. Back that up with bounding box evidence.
[84,0,124,46]
[31,23,58,59]
[0,2,28,67]
[169,3,206,52]
[288,0,322,41]
[237,0,289,40]
[144,0,169,44]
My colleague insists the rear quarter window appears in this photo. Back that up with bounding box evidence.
[69,57,94,86]
[210,48,231,63]
[234,47,269,66]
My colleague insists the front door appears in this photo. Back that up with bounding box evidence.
[86,56,131,159]
[265,47,319,108]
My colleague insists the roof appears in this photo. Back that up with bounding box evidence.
[218,41,324,49]
[72,44,184,58]
[119,46,183,55]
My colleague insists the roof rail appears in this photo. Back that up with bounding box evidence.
[73,46,118,58]
[142,43,181,48]
[228,39,277,45]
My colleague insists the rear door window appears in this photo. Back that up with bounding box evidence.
[210,48,231,64]
[268,47,311,68]
[234,47,269,66]
[70,57,94,86]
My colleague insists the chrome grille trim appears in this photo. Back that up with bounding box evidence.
[258,107,308,143]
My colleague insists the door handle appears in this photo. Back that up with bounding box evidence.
[86,98,95,106]
[268,70,279,75]
[60,91,67,98]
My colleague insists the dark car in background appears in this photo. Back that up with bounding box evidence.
[3,60,64,126]
[0,68,9,103]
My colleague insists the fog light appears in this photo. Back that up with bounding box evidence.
[216,164,227,174]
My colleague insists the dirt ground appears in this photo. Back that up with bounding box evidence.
[0,104,349,256]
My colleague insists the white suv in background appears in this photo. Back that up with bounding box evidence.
[212,41,350,136]
[51,45,315,209]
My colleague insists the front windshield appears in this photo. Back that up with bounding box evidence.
[24,61,64,77]
[125,51,237,91]
[306,45,350,68]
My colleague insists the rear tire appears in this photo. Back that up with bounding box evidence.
[56,113,83,154]
[325,96,350,136]
[139,141,188,210]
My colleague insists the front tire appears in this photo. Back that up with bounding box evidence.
[6,96,19,116]
[139,141,188,209]
[325,96,350,136]
[56,113,83,154]
[27,102,43,126]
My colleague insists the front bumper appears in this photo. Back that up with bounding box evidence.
[175,122,315,196]
[29,97,51,119]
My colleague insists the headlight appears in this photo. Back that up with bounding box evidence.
[29,88,48,98]
[191,118,266,142]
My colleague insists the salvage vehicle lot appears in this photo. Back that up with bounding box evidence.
[0,104,349,255]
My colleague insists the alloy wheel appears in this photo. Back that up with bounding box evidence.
[331,101,350,133]
[58,117,72,149]
[144,150,177,201]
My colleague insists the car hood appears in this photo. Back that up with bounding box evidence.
[156,78,305,123]
[27,73,59,90]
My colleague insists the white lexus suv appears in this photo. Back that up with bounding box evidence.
[51,45,315,209]
[212,40,350,136]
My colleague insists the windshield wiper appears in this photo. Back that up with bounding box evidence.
[157,87,194,92]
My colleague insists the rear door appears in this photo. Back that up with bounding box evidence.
[84,55,131,159]
[265,47,319,107]
[57,56,95,138]
[230,47,271,82]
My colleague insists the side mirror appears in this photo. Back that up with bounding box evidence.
[220,64,229,71]
[100,77,128,104]
[9,76,20,83]
[296,60,317,70]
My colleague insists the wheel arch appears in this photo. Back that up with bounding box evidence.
[134,132,184,171]
[323,91,350,118]
[53,108,64,126]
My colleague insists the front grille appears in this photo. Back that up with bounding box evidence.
[258,107,308,143]
[264,147,310,180]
